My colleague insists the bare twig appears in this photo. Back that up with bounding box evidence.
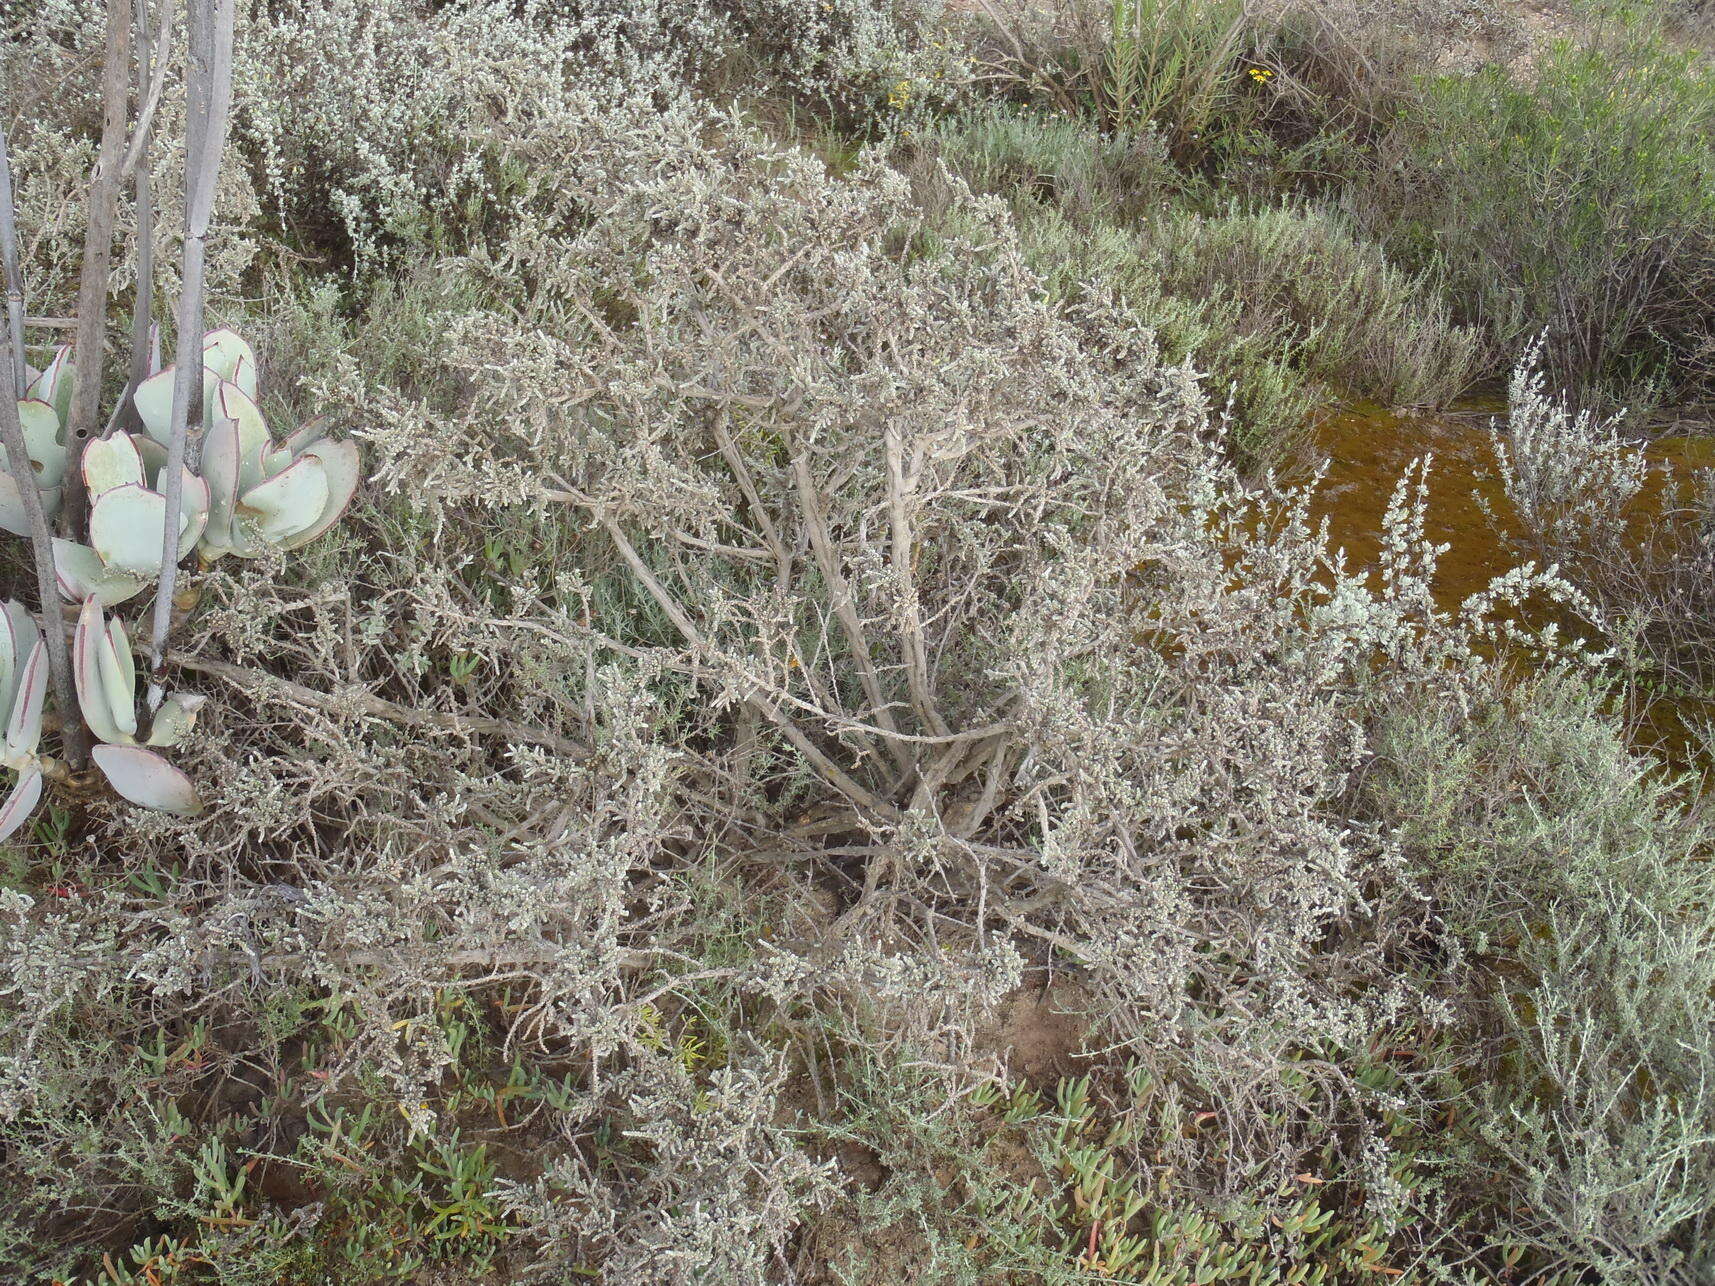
[148,0,233,711]
[165,649,593,759]
[594,510,896,818]
[0,126,25,399]
[886,422,951,739]
[61,0,134,552]
[118,0,176,184]
[792,449,912,771]
[120,0,166,431]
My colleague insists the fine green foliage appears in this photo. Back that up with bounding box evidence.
[1380,17,1715,400]
[914,104,1481,463]
[1100,0,1258,159]
[1368,670,1715,1283]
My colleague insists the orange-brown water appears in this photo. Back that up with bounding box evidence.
[1310,400,1513,613]
[1306,401,1715,770]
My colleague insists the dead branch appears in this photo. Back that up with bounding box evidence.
[166,649,593,760]
[148,0,233,710]
[61,0,134,552]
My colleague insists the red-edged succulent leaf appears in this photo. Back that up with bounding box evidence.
[214,381,271,487]
[133,364,220,446]
[92,744,203,816]
[0,601,38,725]
[199,415,241,557]
[240,455,329,543]
[202,331,257,398]
[90,483,173,576]
[179,469,211,553]
[0,609,21,725]
[23,345,74,425]
[83,432,147,502]
[52,539,147,606]
[76,598,137,745]
[0,471,30,539]
[282,438,361,551]
[145,692,206,749]
[18,399,65,488]
[5,640,46,761]
[280,414,332,457]
[0,768,43,843]
[133,433,168,479]
[103,613,138,738]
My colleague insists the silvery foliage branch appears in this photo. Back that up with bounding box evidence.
[1487,338,1650,559]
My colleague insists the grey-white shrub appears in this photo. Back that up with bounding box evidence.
[1489,341,1650,560]
[1,1,1711,1280]
[498,1052,836,1282]
[1369,668,1715,1283]
[333,32,1580,1216]
[235,0,963,271]
[1486,344,1715,684]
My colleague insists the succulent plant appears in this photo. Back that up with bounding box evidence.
[50,431,210,606]
[131,327,254,438]
[130,328,357,561]
[0,344,76,537]
[24,344,76,426]
[74,596,203,815]
[0,599,48,842]
[199,412,358,560]
[0,327,354,827]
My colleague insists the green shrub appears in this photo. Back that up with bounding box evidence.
[916,102,1480,464]
[1151,203,1484,409]
[1368,670,1715,1282]
[912,103,1188,224]
[1099,0,1260,160]
[1014,202,1319,462]
[978,0,1277,167]
[1009,196,1479,464]
[1378,19,1715,400]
